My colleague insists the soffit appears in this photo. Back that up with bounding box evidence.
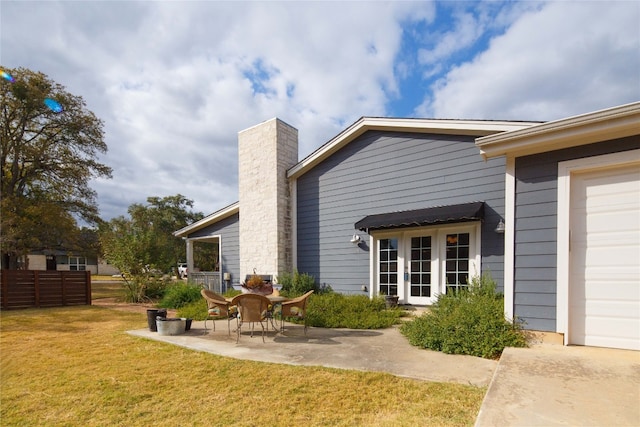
[476,102,640,159]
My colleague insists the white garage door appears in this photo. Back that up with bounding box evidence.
[569,163,640,350]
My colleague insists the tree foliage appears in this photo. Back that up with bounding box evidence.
[1,66,112,267]
[99,195,204,277]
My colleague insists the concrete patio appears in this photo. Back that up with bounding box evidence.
[128,318,640,426]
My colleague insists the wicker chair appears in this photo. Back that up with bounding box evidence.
[201,289,236,336]
[280,290,314,334]
[230,293,271,343]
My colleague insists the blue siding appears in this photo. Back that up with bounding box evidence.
[296,131,506,294]
[189,213,240,286]
[514,135,640,331]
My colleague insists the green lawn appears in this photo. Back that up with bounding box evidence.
[1,306,485,426]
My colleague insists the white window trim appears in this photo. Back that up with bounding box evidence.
[69,256,87,271]
[185,234,222,284]
[557,149,640,344]
[504,156,516,320]
[437,223,481,296]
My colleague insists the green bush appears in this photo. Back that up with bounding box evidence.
[306,293,403,329]
[145,276,170,299]
[400,274,527,359]
[120,274,169,303]
[277,270,319,297]
[158,282,202,309]
[177,299,208,321]
[173,284,403,329]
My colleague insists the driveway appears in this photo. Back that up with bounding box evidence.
[475,344,640,426]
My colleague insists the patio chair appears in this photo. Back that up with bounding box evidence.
[280,290,314,334]
[231,293,271,343]
[201,289,236,336]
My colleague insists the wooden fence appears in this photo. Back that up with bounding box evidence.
[0,270,91,309]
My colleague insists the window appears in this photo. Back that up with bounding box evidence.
[379,238,398,296]
[69,256,86,271]
[445,233,470,292]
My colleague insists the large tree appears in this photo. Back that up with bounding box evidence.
[99,195,204,277]
[1,66,112,268]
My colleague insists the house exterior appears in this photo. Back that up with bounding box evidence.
[22,251,119,275]
[175,102,639,350]
[477,102,640,351]
[174,117,536,297]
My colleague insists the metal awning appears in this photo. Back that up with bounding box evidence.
[354,201,484,232]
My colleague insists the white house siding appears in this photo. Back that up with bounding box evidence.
[295,130,507,295]
[514,136,640,331]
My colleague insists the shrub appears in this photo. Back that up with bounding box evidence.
[177,299,208,321]
[306,293,403,329]
[400,274,527,359]
[158,282,202,309]
[120,274,169,303]
[277,270,319,297]
[145,276,170,299]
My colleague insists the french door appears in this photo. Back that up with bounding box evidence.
[375,225,479,305]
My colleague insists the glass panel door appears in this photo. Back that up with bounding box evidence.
[410,236,432,297]
[445,233,470,293]
[378,238,398,296]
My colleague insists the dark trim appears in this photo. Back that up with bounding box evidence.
[355,201,485,232]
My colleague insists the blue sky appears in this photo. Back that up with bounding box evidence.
[1,1,638,220]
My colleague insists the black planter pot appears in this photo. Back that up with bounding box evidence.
[384,295,399,308]
[146,308,167,331]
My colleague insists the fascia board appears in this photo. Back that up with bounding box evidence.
[287,117,536,179]
[173,202,239,237]
[476,102,640,159]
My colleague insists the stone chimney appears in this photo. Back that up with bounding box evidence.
[238,118,298,282]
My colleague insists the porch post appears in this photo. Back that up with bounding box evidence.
[186,239,194,276]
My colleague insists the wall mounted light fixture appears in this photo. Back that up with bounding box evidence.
[495,219,506,234]
[350,234,361,244]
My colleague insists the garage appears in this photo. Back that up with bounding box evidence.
[569,163,640,350]
[476,102,640,351]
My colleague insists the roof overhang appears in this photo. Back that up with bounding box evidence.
[287,117,538,179]
[355,201,485,233]
[476,102,640,159]
[173,202,239,238]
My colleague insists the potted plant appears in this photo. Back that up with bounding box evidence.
[241,272,273,295]
[380,289,399,308]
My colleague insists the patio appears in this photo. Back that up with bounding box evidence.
[128,318,498,387]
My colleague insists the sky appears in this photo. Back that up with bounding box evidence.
[1,1,639,221]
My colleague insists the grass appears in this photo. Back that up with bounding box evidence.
[1,306,485,426]
[91,281,125,300]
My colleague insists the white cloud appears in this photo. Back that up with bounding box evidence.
[2,1,637,222]
[419,1,640,120]
[2,1,432,219]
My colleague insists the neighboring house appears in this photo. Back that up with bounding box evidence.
[175,102,639,351]
[24,250,119,276]
[477,102,640,351]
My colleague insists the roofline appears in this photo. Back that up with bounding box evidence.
[173,202,239,238]
[476,102,640,159]
[287,117,538,179]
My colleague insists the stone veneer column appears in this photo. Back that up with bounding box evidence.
[238,118,298,282]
